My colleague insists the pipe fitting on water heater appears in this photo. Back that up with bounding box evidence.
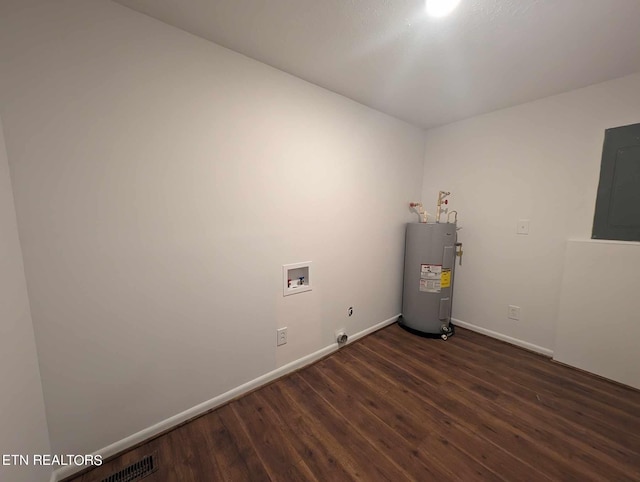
[409,202,430,223]
[409,191,456,224]
[436,191,450,223]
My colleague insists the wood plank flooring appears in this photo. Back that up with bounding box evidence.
[68,324,640,481]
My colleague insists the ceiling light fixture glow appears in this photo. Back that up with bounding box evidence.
[425,0,461,18]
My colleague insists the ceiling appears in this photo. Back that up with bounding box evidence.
[113,0,640,130]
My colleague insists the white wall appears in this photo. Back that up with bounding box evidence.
[554,240,640,389]
[0,0,425,456]
[0,116,51,481]
[422,72,640,352]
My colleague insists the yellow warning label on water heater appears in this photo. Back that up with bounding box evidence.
[441,269,451,288]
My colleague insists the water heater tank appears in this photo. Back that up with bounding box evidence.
[400,222,457,338]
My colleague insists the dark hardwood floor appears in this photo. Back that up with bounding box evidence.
[68,324,640,481]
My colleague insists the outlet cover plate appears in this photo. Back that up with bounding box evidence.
[277,327,287,346]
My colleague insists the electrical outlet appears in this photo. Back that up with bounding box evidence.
[508,305,521,321]
[277,327,287,346]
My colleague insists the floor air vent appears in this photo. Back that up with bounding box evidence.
[100,453,158,482]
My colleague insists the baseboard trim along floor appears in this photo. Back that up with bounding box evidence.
[64,322,640,481]
[451,318,554,357]
[51,314,400,482]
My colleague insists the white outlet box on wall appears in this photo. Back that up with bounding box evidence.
[283,261,312,296]
[508,305,521,321]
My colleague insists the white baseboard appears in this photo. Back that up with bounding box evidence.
[452,318,554,357]
[346,314,399,344]
[50,314,400,482]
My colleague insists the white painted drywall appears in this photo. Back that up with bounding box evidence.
[0,116,51,481]
[422,72,640,352]
[554,239,640,389]
[0,0,424,455]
